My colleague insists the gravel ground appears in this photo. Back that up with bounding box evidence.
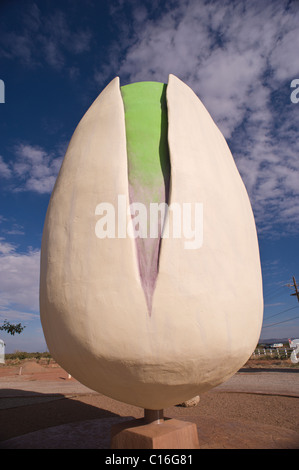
[0,360,298,449]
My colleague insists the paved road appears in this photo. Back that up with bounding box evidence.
[214,368,299,397]
[0,375,94,398]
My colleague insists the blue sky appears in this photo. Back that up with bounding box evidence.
[0,0,299,353]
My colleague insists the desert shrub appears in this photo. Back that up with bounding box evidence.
[5,351,52,361]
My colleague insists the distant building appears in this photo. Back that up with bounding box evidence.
[0,339,5,364]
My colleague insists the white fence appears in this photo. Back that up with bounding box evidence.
[252,347,291,359]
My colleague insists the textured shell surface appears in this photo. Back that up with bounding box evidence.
[40,74,263,409]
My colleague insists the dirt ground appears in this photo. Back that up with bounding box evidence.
[0,358,299,449]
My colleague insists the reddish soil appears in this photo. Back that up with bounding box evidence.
[0,360,75,381]
[0,359,299,449]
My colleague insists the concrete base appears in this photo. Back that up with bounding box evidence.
[110,417,200,449]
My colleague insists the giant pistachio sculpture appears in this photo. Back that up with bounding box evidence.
[40,74,263,409]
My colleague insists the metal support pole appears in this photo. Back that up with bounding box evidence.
[144,409,164,424]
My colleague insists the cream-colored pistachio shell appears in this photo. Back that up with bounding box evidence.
[40,74,263,409]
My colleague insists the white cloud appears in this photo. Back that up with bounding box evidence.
[2,223,25,236]
[269,23,299,83]
[2,143,63,194]
[0,239,42,350]
[0,4,92,70]
[196,47,266,138]
[0,248,40,313]
[0,31,34,65]
[0,237,17,255]
[0,156,12,179]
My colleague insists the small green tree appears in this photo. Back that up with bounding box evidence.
[0,320,26,336]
